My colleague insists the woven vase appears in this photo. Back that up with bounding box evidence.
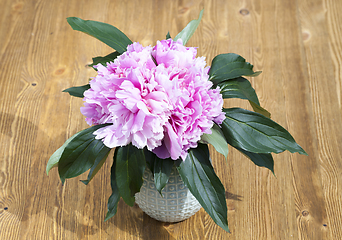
[135,166,202,222]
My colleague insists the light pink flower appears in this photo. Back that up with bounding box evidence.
[152,39,197,68]
[81,39,225,160]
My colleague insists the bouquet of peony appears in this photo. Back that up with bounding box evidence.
[47,10,306,232]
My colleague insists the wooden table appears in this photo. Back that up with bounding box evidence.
[1,0,341,239]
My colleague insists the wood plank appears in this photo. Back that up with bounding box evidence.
[298,0,342,239]
[0,0,342,239]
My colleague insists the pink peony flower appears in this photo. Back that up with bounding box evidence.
[81,39,225,160]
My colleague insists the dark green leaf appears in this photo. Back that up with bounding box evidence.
[174,9,204,45]
[105,156,121,221]
[209,53,261,85]
[218,77,260,104]
[143,147,155,171]
[249,100,271,118]
[88,52,120,69]
[115,144,146,206]
[46,131,83,175]
[153,157,174,194]
[58,124,111,183]
[200,124,228,159]
[217,77,271,118]
[177,144,229,233]
[221,108,307,155]
[233,145,274,174]
[67,17,133,53]
[143,149,173,192]
[166,31,171,39]
[80,149,110,185]
[63,84,90,98]
[151,54,158,66]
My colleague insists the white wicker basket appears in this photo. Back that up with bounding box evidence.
[135,166,202,222]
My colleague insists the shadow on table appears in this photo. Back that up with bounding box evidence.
[0,111,172,239]
[0,112,111,238]
[226,191,243,201]
[0,112,242,239]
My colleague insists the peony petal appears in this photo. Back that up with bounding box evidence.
[81,40,224,161]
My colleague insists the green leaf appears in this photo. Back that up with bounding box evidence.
[200,124,228,159]
[232,145,274,174]
[143,147,155,171]
[105,157,121,221]
[143,149,174,193]
[151,54,158,66]
[88,51,120,69]
[174,9,204,45]
[218,77,271,118]
[153,157,174,194]
[63,84,90,98]
[115,144,146,206]
[208,53,261,85]
[221,108,307,155]
[58,124,111,183]
[177,143,229,233]
[67,17,133,54]
[80,149,110,185]
[218,77,260,104]
[249,100,271,118]
[46,131,82,175]
[166,31,171,39]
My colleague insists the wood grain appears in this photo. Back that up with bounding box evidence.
[0,0,341,239]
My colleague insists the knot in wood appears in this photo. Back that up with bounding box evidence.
[301,210,309,217]
[240,9,249,16]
